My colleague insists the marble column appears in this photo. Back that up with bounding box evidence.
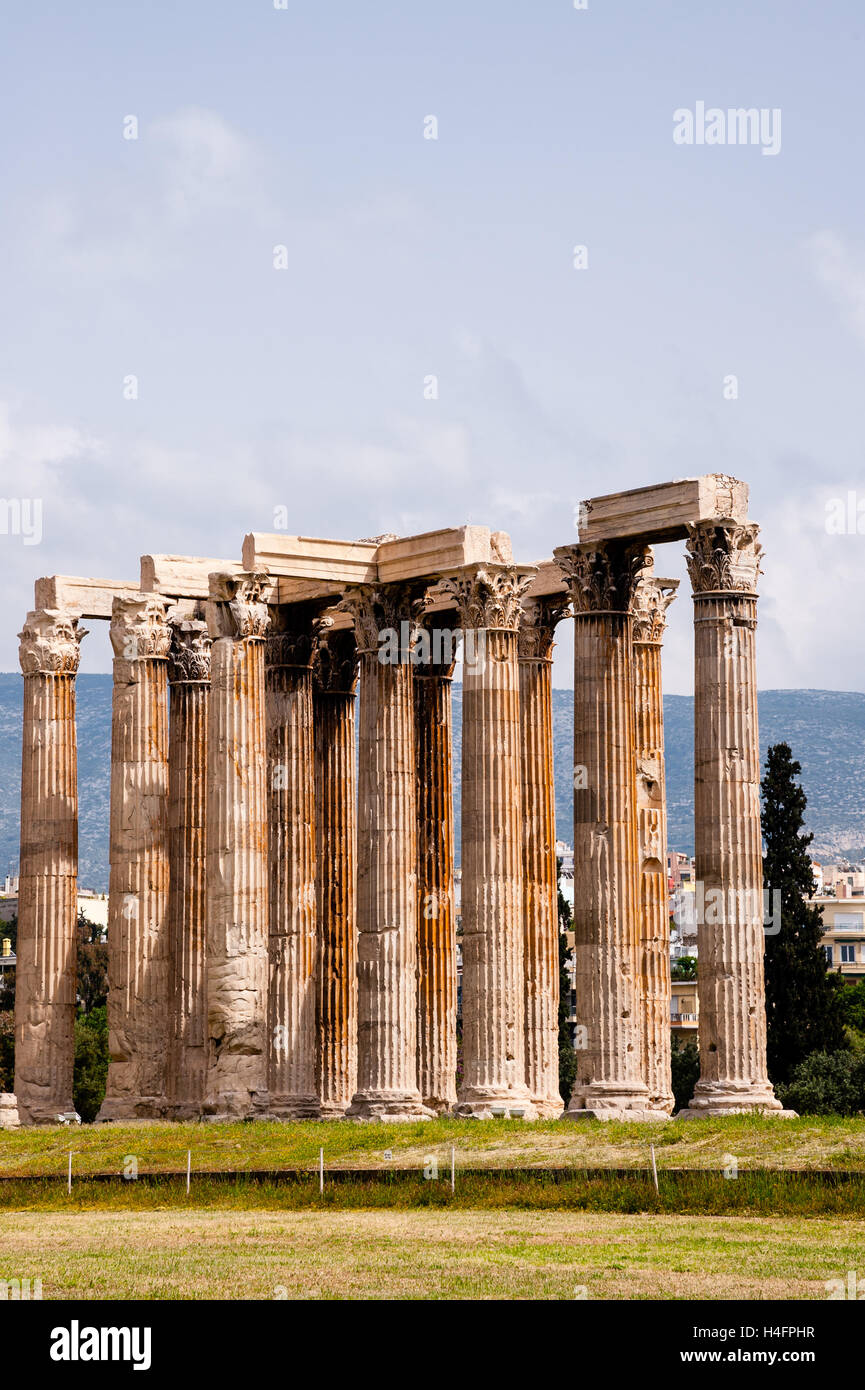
[442,565,537,1120]
[266,603,321,1119]
[553,541,659,1120]
[99,595,171,1121]
[413,617,458,1114]
[312,627,359,1118]
[518,596,570,1118]
[680,523,788,1116]
[632,561,677,1114]
[341,584,432,1121]
[202,573,271,1120]
[166,615,211,1119]
[14,609,86,1124]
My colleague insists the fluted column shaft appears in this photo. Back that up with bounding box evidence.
[414,622,458,1114]
[313,629,359,1117]
[518,598,569,1118]
[202,573,271,1120]
[100,595,171,1120]
[442,565,536,1119]
[632,566,677,1114]
[14,610,85,1124]
[682,523,784,1115]
[266,605,321,1119]
[342,585,431,1120]
[553,541,657,1119]
[166,618,210,1118]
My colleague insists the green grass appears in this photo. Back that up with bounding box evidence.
[2,1169,865,1216]
[2,1113,864,1180]
[1,1208,861,1299]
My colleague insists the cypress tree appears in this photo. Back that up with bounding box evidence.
[761,742,845,1083]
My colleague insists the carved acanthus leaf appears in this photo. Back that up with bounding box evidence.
[685,523,762,595]
[517,595,572,660]
[338,582,429,655]
[18,609,87,675]
[167,617,212,683]
[438,566,534,632]
[208,572,271,641]
[109,595,171,661]
[553,541,651,615]
[312,626,359,694]
[632,559,679,645]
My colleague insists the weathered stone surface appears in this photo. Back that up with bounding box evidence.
[442,566,538,1120]
[313,628,359,1118]
[553,542,660,1121]
[0,1093,20,1128]
[166,616,211,1118]
[266,604,322,1120]
[14,609,85,1125]
[414,620,458,1114]
[99,595,172,1121]
[679,524,790,1117]
[33,576,140,621]
[340,584,433,1121]
[202,574,271,1120]
[518,597,569,1119]
[632,561,677,1114]
[578,474,749,545]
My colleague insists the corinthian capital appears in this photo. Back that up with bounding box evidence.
[517,595,572,661]
[18,609,87,675]
[109,594,171,662]
[206,572,271,641]
[685,523,762,596]
[632,559,679,645]
[553,540,650,615]
[338,582,428,655]
[438,565,535,632]
[167,616,212,683]
[312,626,359,694]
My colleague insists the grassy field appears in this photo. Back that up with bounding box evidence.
[1,1208,861,1300]
[2,1113,864,1179]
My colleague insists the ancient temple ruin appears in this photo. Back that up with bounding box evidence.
[6,474,790,1126]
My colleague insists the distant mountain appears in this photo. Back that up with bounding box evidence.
[0,678,862,891]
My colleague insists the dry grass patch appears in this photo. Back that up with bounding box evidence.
[1,1209,862,1300]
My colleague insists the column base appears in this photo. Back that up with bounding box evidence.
[454,1086,538,1121]
[0,1094,21,1129]
[268,1094,321,1121]
[200,1088,271,1123]
[677,1079,796,1119]
[11,1096,76,1126]
[164,1101,205,1122]
[318,1101,352,1120]
[563,1080,665,1123]
[346,1091,435,1122]
[532,1094,566,1119]
[96,1096,170,1123]
[422,1095,457,1116]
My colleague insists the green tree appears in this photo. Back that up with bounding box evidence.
[762,743,845,1084]
[73,1005,108,1123]
[838,979,865,1037]
[776,1049,865,1117]
[671,955,697,981]
[670,1035,700,1112]
[0,1009,13,1092]
[557,859,577,1106]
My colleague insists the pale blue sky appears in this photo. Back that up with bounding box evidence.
[1,0,863,688]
